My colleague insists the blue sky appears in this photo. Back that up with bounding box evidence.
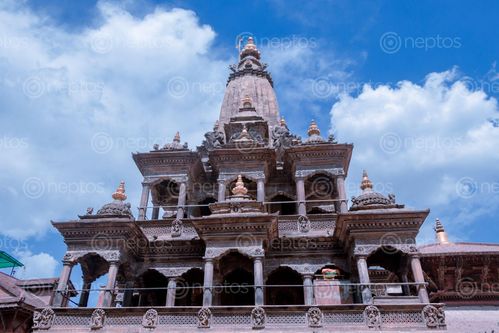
[0,0,498,284]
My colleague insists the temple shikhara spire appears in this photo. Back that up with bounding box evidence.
[40,34,499,333]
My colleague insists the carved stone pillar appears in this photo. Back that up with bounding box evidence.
[253,257,264,306]
[53,259,75,307]
[176,181,187,219]
[410,255,429,303]
[102,261,120,307]
[152,206,160,220]
[217,180,226,202]
[356,256,372,304]
[138,183,150,220]
[203,259,214,307]
[166,277,177,307]
[256,178,265,203]
[336,176,347,213]
[303,273,314,306]
[78,279,92,307]
[296,176,306,216]
[122,281,134,307]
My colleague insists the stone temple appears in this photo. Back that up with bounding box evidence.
[29,37,499,332]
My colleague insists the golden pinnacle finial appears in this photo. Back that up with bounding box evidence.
[173,131,180,143]
[112,181,127,201]
[435,218,450,244]
[232,175,248,196]
[307,120,321,136]
[244,36,257,50]
[360,170,373,192]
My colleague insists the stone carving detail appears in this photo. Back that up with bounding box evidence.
[251,306,266,329]
[204,247,264,260]
[218,172,265,183]
[202,122,225,150]
[90,308,106,330]
[354,244,418,257]
[171,219,183,237]
[422,305,446,328]
[363,305,381,329]
[96,201,133,217]
[63,250,120,264]
[307,307,323,328]
[33,308,55,330]
[295,168,344,180]
[142,309,158,329]
[151,267,201,278]
[197,307,212,328]
[297,215,311,233]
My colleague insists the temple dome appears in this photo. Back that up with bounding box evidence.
[96,181,134,218]
[350,171,403,211]
[219,36,280,127]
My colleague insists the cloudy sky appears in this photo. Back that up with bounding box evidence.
[0,0,498,283]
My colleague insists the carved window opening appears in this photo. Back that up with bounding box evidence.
[133,269,168,307]
[198,197,217,217]
[268,194,296,215]
[175,268,204,306]
[71,253,110,308]
[305,173,337,214]
[217,251,255,306]
[151,180,181,219]
[367,247,413,298]
[265,267,304,305]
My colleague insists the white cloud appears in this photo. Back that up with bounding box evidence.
[331,68,499,242]
[14,251,58,279]
[0,1,228,239]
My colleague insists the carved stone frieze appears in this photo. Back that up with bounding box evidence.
[353,243,419,257]
[204,246,264,260]
[251,307,266,329]
[171,219,183,237]
[297,215,310,233]
[33,308,55,330]
[90,308,106,330]
[295,168,344,180]
[142,309,158,329]
[422,305,446,328]
[363,305,381,329]
[143,174,189,185]
[197,307,212,328]
[218,171,265,182]
[307,307,323,328]
[63,250,121,264]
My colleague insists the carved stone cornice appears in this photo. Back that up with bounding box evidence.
[294,168,344,180]
[143,174,188,185]
[149,267,202,278]
[353,243,419,257]
[204,246,264,259]
[63,250,121,264]
[218,171,265,182]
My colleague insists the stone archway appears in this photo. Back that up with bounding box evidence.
[217,251,255,306]
[266,266,304,305]
[175,268,204,306]
[134,269,169,306]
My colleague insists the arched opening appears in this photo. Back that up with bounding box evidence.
[198,197,217,217]
[305,173,337,214]
[175,268,204,306]
[75,253,110,308]
[217,251,254,306]
[266,267,304,305]
[367,247,411,297]
[268,194,296,215]
[134,269,168,306]
[152,179,182,219]
[226,176,257,200]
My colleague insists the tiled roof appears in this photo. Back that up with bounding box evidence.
[419,242,499,256]
[0,272,52,309]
